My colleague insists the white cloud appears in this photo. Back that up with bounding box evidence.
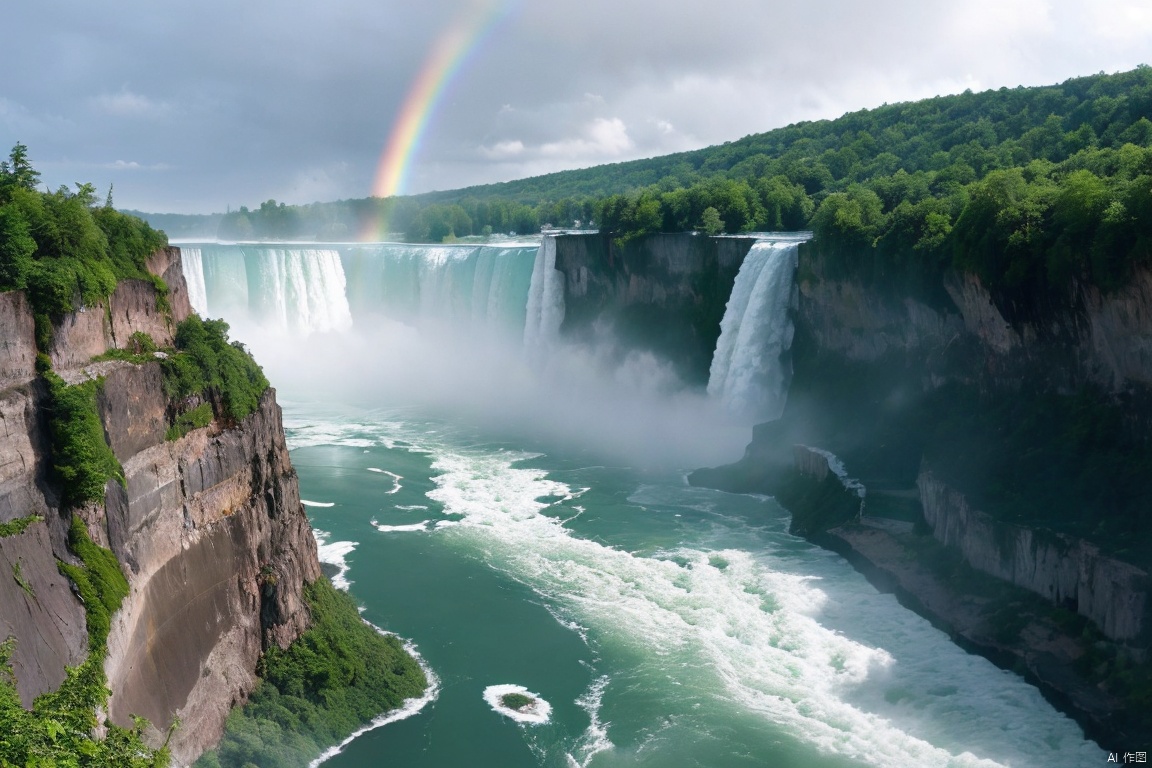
[1082,0,1152,43]
[476,118,634,176]
[538,117,633,158]
[480,139,526,159]
[92,90,169,118]
[102,159,172,171]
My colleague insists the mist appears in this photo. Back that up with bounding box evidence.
[230,316,754,470]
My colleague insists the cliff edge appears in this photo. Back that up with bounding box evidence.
[0,248,320,765]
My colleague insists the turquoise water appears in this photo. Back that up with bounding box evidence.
[282,404,1104,768]
[184,243,1104,767]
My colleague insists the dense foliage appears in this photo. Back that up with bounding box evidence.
[143,67,1152,292]
[0,518,169,767]
[43,371,124,508]
[0,144,168,322]
[195,578,427,768]
[161,316,270,424]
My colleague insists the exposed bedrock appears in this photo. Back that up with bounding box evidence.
[918,471,1149,648]
[552,232,753,384]
[0,247,319,766]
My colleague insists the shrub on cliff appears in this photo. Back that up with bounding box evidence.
[195,578,427,768]
[161,316,270,424]
[43,371,124,508]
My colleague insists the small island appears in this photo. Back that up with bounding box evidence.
[483,684,552,725]
[500,692,535,711]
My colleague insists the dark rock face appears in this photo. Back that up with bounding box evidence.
[0,519,87,707]
[0,248,319,766]
[96,362,167,463]
[553,233,753,384]
[919,471,1150,647]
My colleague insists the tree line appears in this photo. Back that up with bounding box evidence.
[138,66,1152,295]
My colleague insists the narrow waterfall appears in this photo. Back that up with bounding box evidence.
[181,247,209,316]
[523,235,565,354]
[707,240,799,420]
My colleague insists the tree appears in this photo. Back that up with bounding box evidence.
[0,143,41,193]
[0,206,35,290]
[699,206,724,235]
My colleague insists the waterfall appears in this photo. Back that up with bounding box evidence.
[340,243,537,336]
[707,240,799,421]
[523,236,565,354]
[182,247,209,316]
[245,248,353,334]
[182,242,537,339]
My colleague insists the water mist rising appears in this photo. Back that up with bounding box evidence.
[180,240,750,468]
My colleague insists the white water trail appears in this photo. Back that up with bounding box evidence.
[308,632,440,767]
[407,439,1102,768]
[707,240,798,420]
[308,529,441,767]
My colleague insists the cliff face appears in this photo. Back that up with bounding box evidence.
[797,244,1152,393]
[0,249,319,766]
[918,471,1150,647]
[553,233,753,384]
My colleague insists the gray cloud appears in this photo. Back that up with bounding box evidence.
[3,0,1150,213]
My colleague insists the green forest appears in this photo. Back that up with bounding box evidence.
[150,66,1152,298]
[1,144,168,321]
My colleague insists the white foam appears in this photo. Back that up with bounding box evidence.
[395,505,430,511]
[422,445,1104,768]
[374,521,431,533]
[301,499,335,508]
[483,684,553,725]
[567,675,613,767]
[367,468,404,494]
[312,529,356,591]
[310,631,440,767]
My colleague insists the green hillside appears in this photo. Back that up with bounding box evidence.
[152,66,1152,280]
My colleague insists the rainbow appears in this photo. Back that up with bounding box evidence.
[362,0,516,241]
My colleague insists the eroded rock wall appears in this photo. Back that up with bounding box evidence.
[552,233,753,383]
[918,470,1150,646]
[102,386,318,763]
[0,248,318,766]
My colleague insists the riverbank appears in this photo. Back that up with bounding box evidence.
[814,520,1139,749]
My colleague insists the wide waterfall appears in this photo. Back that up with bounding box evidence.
[180,245,353,334]
[181,242,539,339]
[707,239,800,420]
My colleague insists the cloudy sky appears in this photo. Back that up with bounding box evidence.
[4,0,1152,214]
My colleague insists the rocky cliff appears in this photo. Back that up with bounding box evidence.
[690,238,1152,746]
[918,471,1150,649]
[553,232,753,384]
[0,249,319,765]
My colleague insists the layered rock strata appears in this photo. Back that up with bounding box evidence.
[0,248,319,765]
